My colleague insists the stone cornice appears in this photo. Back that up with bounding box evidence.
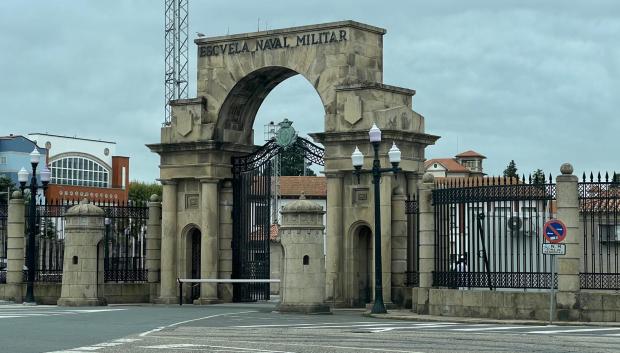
[335,82,416,96]
[146,140,255,155]
[310,130,440,146]
[195,20,386,45]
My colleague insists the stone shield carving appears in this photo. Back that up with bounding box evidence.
[176,110,193,137]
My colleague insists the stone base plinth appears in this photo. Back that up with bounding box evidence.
[154,296,178,305]
[193,298,222,305]
[57,297,107,307]
[277,303,332,314]
[365,301,399,311]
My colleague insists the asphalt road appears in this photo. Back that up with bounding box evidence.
[1,303,620,353]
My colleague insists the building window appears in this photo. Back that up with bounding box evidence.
[50,156,110,188]
[599,225,620,242]
[0,156,6,164]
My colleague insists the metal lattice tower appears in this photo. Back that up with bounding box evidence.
[164,0,189,125]
[265,122,281,224]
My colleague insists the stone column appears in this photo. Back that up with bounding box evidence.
[278,195,330,314]
[415,173,435,314]
[391,186,408,305]
[158,179,177,304]
[197,178,219,304]
[325,172,344,304]
[58,200,106,306]
[6,191,25,302]
[146,194,162,301]
[555,163,581,321]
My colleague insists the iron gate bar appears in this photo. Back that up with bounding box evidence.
[231,137,324,302]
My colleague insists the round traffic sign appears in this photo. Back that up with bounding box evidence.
[543,219,567,244]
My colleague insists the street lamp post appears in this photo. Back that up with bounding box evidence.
[351,123,401,314]
[17,148,50,304]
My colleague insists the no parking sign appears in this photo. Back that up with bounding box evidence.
[543,219,567,244]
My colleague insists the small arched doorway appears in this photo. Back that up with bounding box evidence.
[189,228,201,301]
[355,225,372,307]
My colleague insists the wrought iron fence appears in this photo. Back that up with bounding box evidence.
[25,200,66,282]
[0,203,7,284]
[102,200,148,283]
[432,175,557,289]
[21,199,148,283]
[405,195,419,287]
[579,172,620,289]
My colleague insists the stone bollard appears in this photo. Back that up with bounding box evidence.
[278,194,330,314]
[555,163,581,321]
[414,173,435,314]
[7,191,26,302]
[57,199,107,306]
[146,194,162,302]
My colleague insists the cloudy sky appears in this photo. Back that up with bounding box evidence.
[1,0,618,182]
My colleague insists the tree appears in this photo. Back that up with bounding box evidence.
[532,169,546,185]
[279,145,316,176]
[128,181,162,203]
[0,175,16,204]
[503,160,518,178]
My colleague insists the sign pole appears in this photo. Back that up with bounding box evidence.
[549,254,555,325]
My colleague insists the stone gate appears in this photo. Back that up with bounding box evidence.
[147,20,439,306]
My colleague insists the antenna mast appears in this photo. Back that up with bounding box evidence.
[164,0,189,125]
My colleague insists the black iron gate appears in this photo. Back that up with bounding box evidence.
[231,134,324,302]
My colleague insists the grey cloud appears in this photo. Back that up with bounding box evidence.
[1,0,618,182]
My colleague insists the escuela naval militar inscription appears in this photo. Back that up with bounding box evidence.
[199,29,348,57]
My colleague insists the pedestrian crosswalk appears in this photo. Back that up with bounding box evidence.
[228,320,620,337]
[0,304,126,320]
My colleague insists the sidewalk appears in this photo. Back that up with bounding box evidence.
[368,309,620,327]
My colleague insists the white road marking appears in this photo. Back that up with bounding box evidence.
[138,310,259,337]
[141,343,295,352]
[45,338,143,353]
[450,325,545,332]
[530,327,620,334]
[370,323,463,332]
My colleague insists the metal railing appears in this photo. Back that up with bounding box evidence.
[432,175,557,289]
[20,199,148,283]
[579,172,620,289]
[0,203,6,283]
[405,196,419,287]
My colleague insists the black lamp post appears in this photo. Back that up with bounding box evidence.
[351,123,401,314]
[18,148,50,304]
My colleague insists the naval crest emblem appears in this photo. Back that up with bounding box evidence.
[275,119,298,148]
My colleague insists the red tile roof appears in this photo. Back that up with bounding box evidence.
[279,176,326,198]
[425,158,469,172]
[455,150,486,159]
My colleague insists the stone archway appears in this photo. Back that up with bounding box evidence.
[148,20,439,306]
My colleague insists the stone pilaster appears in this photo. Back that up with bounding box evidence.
[157,179,178,304]
[390,186,408,305]
[415,173,435,314]
[146,194,162,301]
[555,163,581,321]
[325,172,344,305]
[6,191,25,302]
[58,199,106,306]
[379,174,392,305]
[218,180,234,301]
[196,178,220,304]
